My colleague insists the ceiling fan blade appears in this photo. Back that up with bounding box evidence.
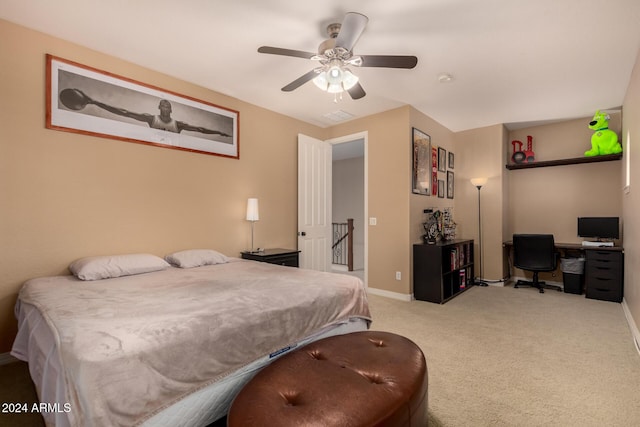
[359,55,418,69]
[335,12,369,52]
[281,69,319,92]
[347,82,366,100]
[258,46,316,59]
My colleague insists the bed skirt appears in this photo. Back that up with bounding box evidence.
[12,300,368,427]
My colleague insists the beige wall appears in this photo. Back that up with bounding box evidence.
[508,115,623,243]
[455,124,507,281]
[0,20,326,351]
[407,108,457,289]
[506,116,623,283]
[325,106,458,297]
[451,113,625,286]
[408,107,456,243]
[327,107,414,295]
[622,46,640,342]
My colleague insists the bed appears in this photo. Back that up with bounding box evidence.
[11,251,371,427]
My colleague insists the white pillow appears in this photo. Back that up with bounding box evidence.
[165,249,228,268]
[69,253,170,281]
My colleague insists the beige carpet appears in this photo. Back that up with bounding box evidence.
[367,286,640,426]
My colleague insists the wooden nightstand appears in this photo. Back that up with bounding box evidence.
[240,248,300,267]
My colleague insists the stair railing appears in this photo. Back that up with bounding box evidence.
[332,218,354,271]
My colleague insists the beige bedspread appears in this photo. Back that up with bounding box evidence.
[17,259,371,426]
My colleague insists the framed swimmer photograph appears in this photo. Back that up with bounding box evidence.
[46,54,239,159]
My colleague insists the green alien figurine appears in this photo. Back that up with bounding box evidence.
[585,110,622,156]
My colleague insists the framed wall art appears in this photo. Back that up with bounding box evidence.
[447,171,455,199]
[438,147,447,172]
[46,54,239,159]
[431,146,438,196]
[411,127,431,195]
[438,180,445,198]
[448,151,455,169]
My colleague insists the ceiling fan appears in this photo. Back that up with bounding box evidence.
[257,12,418,100]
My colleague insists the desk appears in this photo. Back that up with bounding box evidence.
[503,241,624,302]
[503,241,622,252]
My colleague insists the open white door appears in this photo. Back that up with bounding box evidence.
[298,134,332,271]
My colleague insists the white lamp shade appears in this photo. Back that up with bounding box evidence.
[246,198,259,221]
[312,67,359,94]
[470,177,488,187]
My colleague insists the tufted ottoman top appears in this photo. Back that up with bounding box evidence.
[227,331,428,426]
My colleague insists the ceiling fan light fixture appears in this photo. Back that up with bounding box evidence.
[312,71,330,91]
[312,67,358,94]
[341,69,359,90]
[327,65,344,84]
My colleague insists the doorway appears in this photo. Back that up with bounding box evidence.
[297,132,368,285]
[329,133,367,285]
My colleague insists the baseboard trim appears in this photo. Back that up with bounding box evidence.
[482,279,506,287]
[367,287,412,301]
[0,352,19,365]
[622,298,640,357]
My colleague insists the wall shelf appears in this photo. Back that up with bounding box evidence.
[505,153,622,170]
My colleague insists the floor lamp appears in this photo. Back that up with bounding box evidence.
[470,178,488,286]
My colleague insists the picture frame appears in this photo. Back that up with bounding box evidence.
[438,180,445,198]
[411,128,431,195]
[46,54,239,159]
[438,147,447,172]
[447,171,455,199]
[431,147,438,196]
[448,151,455,169]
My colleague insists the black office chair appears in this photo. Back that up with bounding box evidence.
[512,234,562,293]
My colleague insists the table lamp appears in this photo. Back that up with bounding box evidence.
[246,198,259,253]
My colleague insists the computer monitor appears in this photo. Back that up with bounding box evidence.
[577,217,619,240]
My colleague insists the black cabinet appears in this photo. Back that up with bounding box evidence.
[585,249,624,302]
[241,248,300,267]
[413,239,474,304]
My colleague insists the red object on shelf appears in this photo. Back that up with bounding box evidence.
[511,135,535,164]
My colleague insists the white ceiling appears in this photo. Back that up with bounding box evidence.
[2,0,639,132]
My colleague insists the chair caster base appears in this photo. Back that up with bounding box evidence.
[515,280,562,294]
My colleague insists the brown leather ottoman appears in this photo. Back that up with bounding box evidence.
[227,331,428,426]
